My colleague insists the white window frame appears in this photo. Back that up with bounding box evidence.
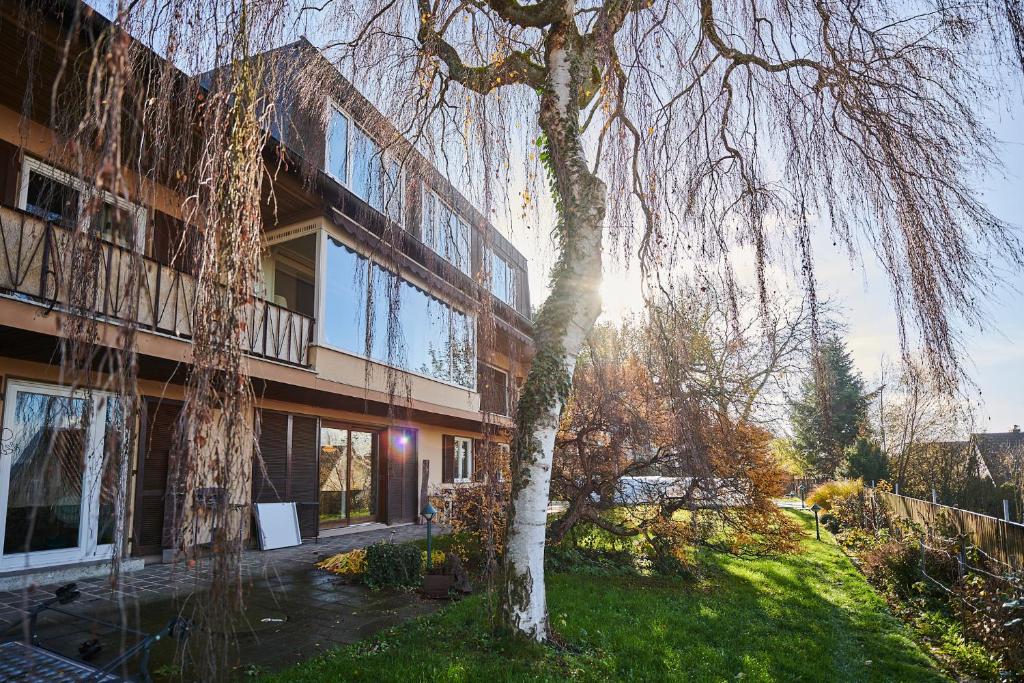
[0,379,120,571]
[324,102,405,226]
[453,436,473,483]
[18,157,147,252]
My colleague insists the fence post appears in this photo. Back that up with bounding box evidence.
[918,538,926,578]
[932,489,938,504]
[957,536,967,580]
[1004,500,1011,523]
[895,482,900,496]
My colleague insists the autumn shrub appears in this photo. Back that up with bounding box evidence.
[806,479,863,512]
[363,542,423,590]
[951,573,1024,674]
[859,538,921,597]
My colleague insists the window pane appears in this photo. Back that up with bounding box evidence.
[384,159,402,223]
[489,251,515,305]
[323,237,368,354]
[400,280,429,376]
[319,427,348,525]
[91,201,136,248]
[349,431,377,520]
[3,391,88,554]
[26,171,79,226]
[350,125,379,206]
[96,397,125,546]
[421,190,436,249]
[327,109,349,183]
[451,307,476,389]
[368,264,394,364]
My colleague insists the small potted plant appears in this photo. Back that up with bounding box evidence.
[422,549,452,598]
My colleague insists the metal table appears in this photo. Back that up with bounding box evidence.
[0,640,121,682]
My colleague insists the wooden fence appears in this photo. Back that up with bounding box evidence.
[872,489,1024,570]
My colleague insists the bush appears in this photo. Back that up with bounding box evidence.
[807,479,863,511]
[363,542,423,589]
[859,539,921,597]
[545,542,638,576]
[951,574,1024,674]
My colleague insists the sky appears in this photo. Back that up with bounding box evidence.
[509,103,1024,436]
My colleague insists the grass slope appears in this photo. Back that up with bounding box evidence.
[265,511,946,682]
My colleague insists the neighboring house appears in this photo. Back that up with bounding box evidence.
[0,3,531,580]
[971,426,1024,489]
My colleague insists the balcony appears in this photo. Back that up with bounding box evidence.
[0,206,313,367]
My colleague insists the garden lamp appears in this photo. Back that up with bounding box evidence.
[811,503,822,541]
[422,502,437,570]
[798,484,806,509]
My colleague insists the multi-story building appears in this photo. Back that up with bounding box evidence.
[0,3,531,580]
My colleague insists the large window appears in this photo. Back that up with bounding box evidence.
[18,158,146,251]
[0,380,123,569]
[325,104,402,224]
[322,236,476,389]
[487,249,516,306]
[422,189,471,274]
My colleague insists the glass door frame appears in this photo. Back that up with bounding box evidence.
[318,421,382,529]
[0,379,118,571]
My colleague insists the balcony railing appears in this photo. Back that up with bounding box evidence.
[0,206,313,367]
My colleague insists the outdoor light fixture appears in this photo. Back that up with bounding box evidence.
[798,484,806,509]
[811,503,822,541]
[422,502,437,570]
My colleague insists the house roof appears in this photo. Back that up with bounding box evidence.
[971,428,1024,485]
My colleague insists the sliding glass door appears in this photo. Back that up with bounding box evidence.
[318,426,379,529]
[0,380,123,569]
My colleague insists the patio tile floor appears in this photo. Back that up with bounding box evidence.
[0,523,448,680]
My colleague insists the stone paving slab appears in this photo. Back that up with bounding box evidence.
[0,523,449,680]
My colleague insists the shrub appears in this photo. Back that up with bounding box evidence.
[859,539,921,597]
[820,512,840,534]
[363,542,423,589]
[317,548,366,577]
[951,574,1024,674]
[545,542,638,576]
[806,479,863,511]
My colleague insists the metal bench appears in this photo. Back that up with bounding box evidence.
[0,583,190,682]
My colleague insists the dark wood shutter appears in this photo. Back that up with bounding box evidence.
[253,411,289,504]
[384,428,418,524]
[442,434,455,483]
[291,415,320,538]
[253,411,319,539]
[132,399,183,557]
[0,139,20,206]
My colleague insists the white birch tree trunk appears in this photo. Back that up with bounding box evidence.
[501,23,606,640]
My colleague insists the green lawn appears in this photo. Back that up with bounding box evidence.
[265,511,946,682]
